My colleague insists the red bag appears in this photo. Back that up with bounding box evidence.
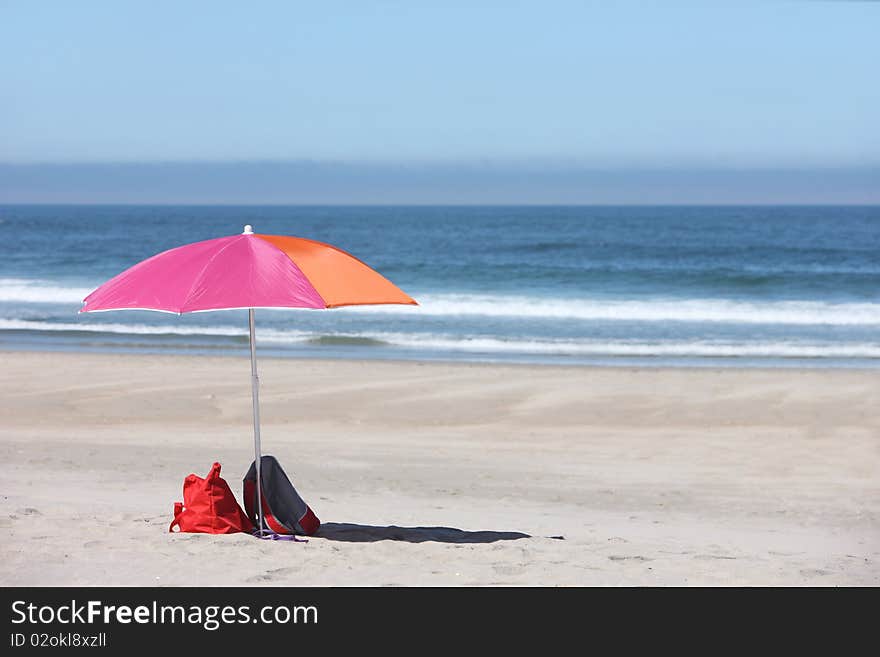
[169,462,254,534]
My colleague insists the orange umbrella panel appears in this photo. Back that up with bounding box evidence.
[255,234,417,308]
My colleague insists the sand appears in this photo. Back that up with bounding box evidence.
[0,350,877,586]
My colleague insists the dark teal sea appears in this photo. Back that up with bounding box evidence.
[1,205,878,367]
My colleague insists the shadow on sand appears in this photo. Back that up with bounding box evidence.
[317,522,531,544]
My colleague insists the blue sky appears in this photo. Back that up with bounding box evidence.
[1,1,878,202]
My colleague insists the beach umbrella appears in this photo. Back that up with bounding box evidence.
[81,225,416,535]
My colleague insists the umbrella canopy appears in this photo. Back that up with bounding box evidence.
[82,225,416,313]
[81,225,416,537]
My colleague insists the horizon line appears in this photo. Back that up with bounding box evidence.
[3,160,880,171]
[3,202,879,208]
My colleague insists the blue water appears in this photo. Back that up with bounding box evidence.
[1,205,878,367]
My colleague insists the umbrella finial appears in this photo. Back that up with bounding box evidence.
[243,225,254,235]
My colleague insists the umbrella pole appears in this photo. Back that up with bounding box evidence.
[249,308,266,535]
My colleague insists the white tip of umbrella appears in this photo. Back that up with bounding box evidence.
[243,225,254,234]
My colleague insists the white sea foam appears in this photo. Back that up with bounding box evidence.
[383,294,880,326]
[2,319,877,359]
[364,335,880,359]
[269,331,880,358]
[2,278,879,326]
[0,319,249,338]
[0,279,94,304]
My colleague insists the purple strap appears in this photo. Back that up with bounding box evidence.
[252,529,307,542]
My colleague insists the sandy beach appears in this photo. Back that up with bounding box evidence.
[0,350,877,586]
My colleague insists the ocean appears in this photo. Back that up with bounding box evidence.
[1,205,878,368]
